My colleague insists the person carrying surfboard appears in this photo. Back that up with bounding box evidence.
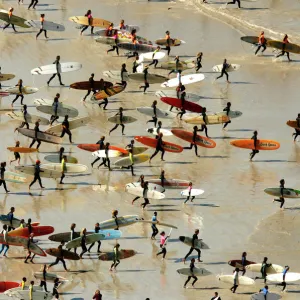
[139,65,150,93]
[292,113,300,141]
[36,14,49,40]
[230,267,240,293]
[14,105,29,133]
[168,56,180,76]
[83,74,97,101]
[24,233,36,263]
[151,212,159,239]
[39,265,49,292]
[9,141,21,165]
[146,101,158,127]
[2,8,17,33]
[11,79,24,106]
[160,170,166,188]
[254,257,271,283]
[0,225,9,257]
[162,31,172,56]
[112,210,119,229]
[47,56,64,86]
[195,52,203,72]
[88,223,101,253]
[107,30,120,56]
[149,132,165,162]
[183,229,202,263]
[6,207,15,230]
[123,139,135,176]
[183,126,201,157]
[141,182,150,210]
[132,55,141,73]
[109,243,121,271]
[148,46,161,68]
[49,93,60,125]
[156,231,169,259]
[60,115,73,144]
[177,93,187,120]
[59,155,67,184]
[184,182,195,203]
[132,175,145,205]
[80,10,94,35]
[117,64,128,89]
[98,142,111,171]
[276,266,289,291]
[0,162,9,193]
[255,31,266,55]
[183,258,198,288]
[249,130,259,161]
[105,23,114,37]
[91,136,106,168]
[222,102,232,129]
[198,107,209,138]
[52,278,61,299]
[276,34,291,62]
[48,241,68,271]
[273,179,285,209]
[79,228,88,259]
[109,107,125,136]
[215,59,230,83]
[29,160,45,190]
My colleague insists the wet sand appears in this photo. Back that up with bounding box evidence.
[1,0,300,299]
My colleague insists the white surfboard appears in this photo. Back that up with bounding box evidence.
[45,116,90,134]
[147,128,173,136]
[246,264,284,274]
[92,150,123,158]
[103,70,129,81]
[136,107,176,119]
[161,73,205,88]
[140,52,166,61]
[125,186,165,200]
[181,189,204,197]
[41,163,88,173]
[25,20,65,31]
[267,273,300,283]
[36,104,79,118]
[125,182,165,193]
[215,110,243,119]
[15,166,61,179]
[155,90,201,102]
[212,64,240,73]
[5,86,39,95]
[6,111,49,125]
[31,62,82,75]
[218,275,255,285]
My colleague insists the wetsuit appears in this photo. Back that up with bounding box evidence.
[163,34,171,56]
[223,105,231,128]
[29,164,44,188]
[148,49,160,68]
[132,177,145,204]
[216,62,229,81]
[118,66,128,88]
[3,11,17,32]
[292,116,300,141]
[18,106,29,129]
[24,237,36,263]
[109,111,125,135]
[98,146,110,170]
[184,185,195,203]
[273,181,285,208]
[184,261,198,287]
[259,287,268,300]
[250,133,259,160]
[50,96,59,125]
[184,127,200,156]
[36,16,48,39]
[39,268,48,292]
[241,255,247,275]
[160,172,165,188]
[156,234,167,258]
[28,0,38,9]
[60,118,73,143]
[184,233,201,261]
[88,225,101,253]
[149,135,165,161]
[168,57,180,76]
[29,123,42,149]
[227,0,240,8]
[91,139,105,167]
[12,83,24,105]
[80,233,87,258]
[7,210,14,230]
[255,34,266,55]
[151,214,159,239]
[198,111,208,137]
[107,32,119,55]
[110,247,120,269]
[0,165,9,193]
[60,158,66,184]
[147,103,157,127]
[123,142,135,176]
[81,13,94,35]
[48,245,67,271]
[196,54,202,71]
[132,59,139,73]
[112,213,119,229]
[141,185,150,209]
[47,58,64,86]
[140,68,149,93]
[83,76,97,101]
[276,36,291,61]
[176,93,186,120]
[52,280,60,299]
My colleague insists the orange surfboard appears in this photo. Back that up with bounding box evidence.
[77,144,128,154]
[230,139,280,150]
[286,120,300,130]
[7,147,37,153]
[8,225,54,237]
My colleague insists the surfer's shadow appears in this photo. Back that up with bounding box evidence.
[146,208,181,212]
[241,7,269,10]
[191,203,220,208]
[115,269,156,272]
[253,160,296,163]
[200,155,229,158]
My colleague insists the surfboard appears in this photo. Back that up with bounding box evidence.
[246,263,284,274]
[155,38,182,46]
[250,292,281,300]
[8,226,54,237]
[46,248,80,260]
[108,115,137,125]
[135,136,183,153]
[34,272,67,283]
[126,186,165,199]
[94,27,140,36]
[264,187,300,198]
[177,268,212,276]
[0,108,13,114]
[161,74,205,88]
[6,112,49,125]
[78,144,127,154]
[5,86,38,95]
[286,120,300,130]
[0,91,10,97]
[0,282,20,293]
[148,178,189,189]
[215,110,243,119]
[228,259,256,268]
[0,74,15,82]
[44,154,78,164]
[155,90,201,102]
[137,220,177,229]
[185,114,229,125]
[69,16,111,28]
[70,80,113,90]
[5,286,43,296]
[99,249,136,261]
[268,40,300,54]
[218,275,255,285]
[99,215,140,229]
[25,20,65,31]
[240,36,268,45]
[115,154,150,167]
[160,61,195,71]
[230,139,280,150]
[129,73,168,84]
[15,165,61,179]
[4,171,28,183]
[117,43,157,52]
[45,116,90,134]
[136,107,176,119]
[7,147,36,153]
[91,85,125,100]
[171,129,216,148]
[103,70,130,81]
[0,215,39,229]
[140,51,166,61]
[267,273,300,283]
[36,104,79,118]
[41,163,88,173]
[179,236,210,250]
[65,233,106,249]
[160,97,203,113]
[17,128,62,144]
[0,12,30,28]
[147,128,172,136]
[92,150,123,158]
[95,36,132,45]
[31,62,82,75]
[212,64,240,72]
[126,182,165,193]
[181,188,204,197]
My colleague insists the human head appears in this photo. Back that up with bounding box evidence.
[154,212,157,216]
[36,160,41,165]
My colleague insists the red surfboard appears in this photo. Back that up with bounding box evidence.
[134,136,183,153]
[171,129,216,148]
[8,225,54,237]
[228,260,256,268]
[160,97,203,113]
[77,144,128,154]
[0,282,20,293]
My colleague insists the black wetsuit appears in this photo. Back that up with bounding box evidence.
[109,111,125,135]
[292,117,300,141]
[141,185,149,209]
[18,107,29,129]
[29,164,44,188]
[223,105,231,128]
[168,57,180,76]
[91,140,106,167]
[227,0,240,8]
[184,233,201,261]
[50,96,60,125]
[48,245,67,271]
[273,181,285,208]
[88,226,101,253]
[39,268,48,292]
[184,261,198,287]
[216,63,229,81]
[0,166,9,193]
[196,55,202,72]
[47,59,64,86]
[250,134,259,160]
[29,124,41,149]
[60,119,73,143]
[80,234,87,258]
[150,135,165,161]
[184,128,200,156]
[83,76,97,101]
[147,103,157,126]
[140,68,149,93]
[12,83,24,105]
[198,112,208,137]
[98,146,110,170]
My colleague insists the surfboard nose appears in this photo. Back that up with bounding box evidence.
[179,236,185,242]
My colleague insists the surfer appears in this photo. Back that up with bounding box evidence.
[132,175,145,204]
[0,162,9,193]
[98,142,111,171]
[91,136,105,167]
[47,56,64,86]
[60,115,73,143]
[15,105,29,132]
[139,65,150,93]
[106,23,114,37]
[93,290,102,300]
[226,0,241,8]
[88,223,101,253]
[183,258,198,288]
[176,82,186,100]
[21,277,26,289]
[163,31,172,56]
[177,93,186,120]
[36,14,48,39]
[184,126,201,157]
[211,292,221,300]
[39,265,49,292]
[198,107,209,138]
[119,19,126,30]
[52,278,61,299]
[10,141,21,165]
[148,46,161,68]
[241,252,247,275]
[11,79,24,106]
[117,64,128,89]
[109,107,125,136]
[273,179,285,209]
[132,55,140,73]
[151,211,159,239]
[49,93,60,125]
[156,231,169,260]
[58,147,65,163]
[146,101,158,127]
[276,34,291,62]
[0,225,9,257]
[184,182,195,203]
[83,74,97,101]
[183,229,202,263]
[141,181,150,210]
[28,0,38,9]
[81,10,94,35]
[69,223,77,254]
[112,210,119,230]
[276,266,289,291]
[255,31,266,55]
[255,257,271,283]
[79,228,88,259]
[149,132,165,162]
[215,59,230,83]
[259,286,269,300]
[24,233,36,263]
[230,268,240,293]
[109,243,121,271]
[29,281,34,300]
[292,113,300,141]
[3,8,17,33]
[250,130,259,161]
[196,52,203,72]
[29,160,45,190]
[48,241,68,271]
[222,102,232,129]
[59,155,67,184]
[168,56,180,76]
[6,207,15,230]
[123,139,135,176]
[160,170,166,187]
[107,30,120,56]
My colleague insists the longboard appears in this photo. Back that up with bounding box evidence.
[15,165,61,178]
[230,139,280,150]
[264,187,300,198]
[155,90,201,102]
[31,62,82,75]
[0,74,15,82]
[99,249,136,261]
[246,263,284,274]
[125,186,165,200]
[25,20,65,31]
[8,226,54,237]
[108,115,137,125]
[218,275,255,285]
[185,115,229,125]
[160,97,203,113]
[7,147,37,153]
[177,268,212,276]
[115,154,150,167]
[17,128,62,144]
[0,12,30,28]
[41,163,88,173]
[155,38,182,46]
[228,259,256,268]
[69,16,111,28]
[36,104,79,118]
[65,233,105,249]
[44,154,78,164]
[6,111,49,125]
[70,80,113,90]
[91,85,125,100]
[147,178,189,189]
[46,248,80,260]
[161,74,205,88]
[45,116,90,134]
[179,236,209,250]
[126,182,165,193]
[137,107,176,119]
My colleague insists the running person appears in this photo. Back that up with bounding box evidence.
[273,179,285,209]
[146,101,158,127]
[28,0,38,9]
[107,30,119,56]
[198,107,209,138]
[163,31,172,56]
[91,136,106,167]
[184,182,195,203]
[123,139,135,176]
[230,268,240,293]
[48,242,68,271]
[183,126,201,157]
[79,228,88,259]
[59,156,67,184]
[148,46,161,68]
[11,79,24,106]
[132,175,145,204]
[36,14,48,39]
[83,74,97,101]
[215,59,230,83]
[183,258,198,288]
[52,278,61,299]
[227,0,241,8]
[109,107,125,135]
[222,102,232,129]
[195,52,203,72]
[139,65,150,93]
[98,142,111,171]
[156,231,169,260]
[149,133,165,162]
[39,265,48,292]
[10,141,21,165]
[132,55,140,73]
[0,162,9,193]
[250,130,259,161]
[81,10,94,35]
[160,170,166,188]
[24,233,36,263]
[276,34,292,61]
[29,160,44,190]
[177,93,186,120]
[15,105,29,131]
[276,266,289,292]
[241,252,247,276]
[0,225,9,257]
[117,63,128,88]
[3,8,17,32]
[29,121,42,150]
[88,223,101,253]
[50,93,60,125]
[60,115,73,143]
[183,229,202,263]
[6,207,15,230]
[255,31,266,55]
[47,56,64,86]
[168,56,180,76]
[141,181,150,210]
[109,243,121,271]
[255,257,271,283]
[151,211,159,239]
[292,113,300,141]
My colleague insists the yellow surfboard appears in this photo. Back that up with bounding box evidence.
[69,16,111,28]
